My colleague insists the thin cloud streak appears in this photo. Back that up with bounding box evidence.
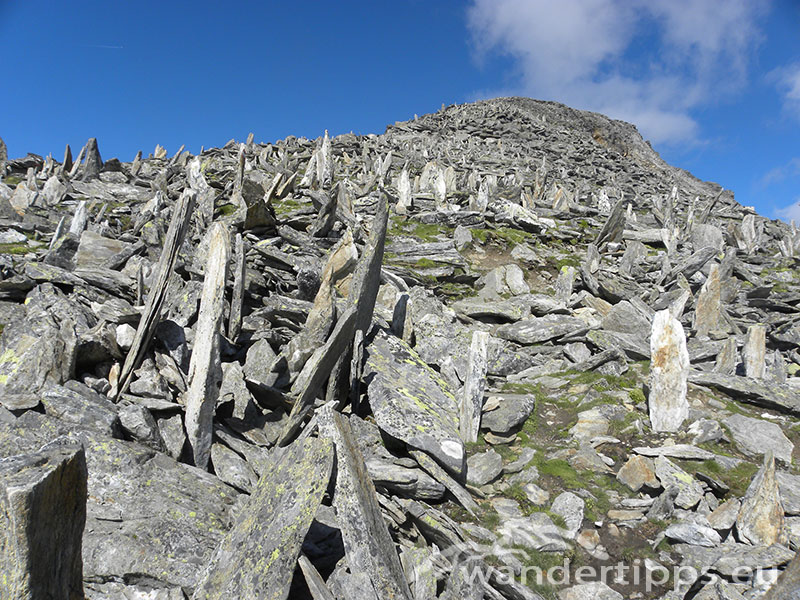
[775,198,800,223]
[761,157,800,187]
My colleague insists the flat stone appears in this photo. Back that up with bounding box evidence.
[551,491,584,539]
[193,437,333,599]
[41,382,121,438]
[0,412,240,590]
[707,498,740,531]
[498,513,569,552]
[665,522,721,547]
[0,443,87,600]
[466,449,503,486]
[503,447,536,474]
[777,471,800,515]
[633,444,715,460]
[558,582,622,600]
[711,544,794,577]
[481,393,536,435]
[210,442,258,494]
[495,314,585,345]
[689,371,800,415]
[569,408,610,440]
[722,413,794,465]
[522,483,550,505]
[616,455,659,492]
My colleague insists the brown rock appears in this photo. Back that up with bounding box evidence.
[616,455,658,492]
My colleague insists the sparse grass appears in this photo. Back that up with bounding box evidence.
[555,256,581,270]
[0,243,31,255]
[216,203,238,217]
[628,388,646,404]
[679,458,758,498]
[413,257,438,269]
[436,281,476,300]
[559,369,638,390]
[388,216,453,243]
[2,175,22,186]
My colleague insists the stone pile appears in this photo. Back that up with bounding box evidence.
[0,97,799,599]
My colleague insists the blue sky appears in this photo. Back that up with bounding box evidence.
[1,1,798,220]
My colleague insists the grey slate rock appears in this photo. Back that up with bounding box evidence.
[193,436,333,600]
[364,328,465,476]
[481,393,536,436]
[495,314,585,345]
[82,137,103,180]
[466,449,503,486]
[722,413,794,465]
[0,443,87,600]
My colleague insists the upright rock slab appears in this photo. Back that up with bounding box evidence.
[743,323,766,379]
[649,309,689,432]
[0,444,87,600]
[117,189,195,397]
[185,223,230,469]
[460,331,489,443]
[318,407,413,600]
[364,329,465,476]
[693,263,721,338]
[192,437,333,600]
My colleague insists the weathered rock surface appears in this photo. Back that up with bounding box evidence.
[0,443,87,600]
[2,96,800,600]
[649,309,690,432]
[192,437,333,600]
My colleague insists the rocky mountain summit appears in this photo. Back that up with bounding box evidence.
[1,97,800,600]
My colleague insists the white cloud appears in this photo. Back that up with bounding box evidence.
[769,63,800,118]
[775,199,800,223]
[467,0,767,145]
[761,157,800,186]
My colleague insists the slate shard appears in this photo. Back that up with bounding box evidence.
[185,222,230,469]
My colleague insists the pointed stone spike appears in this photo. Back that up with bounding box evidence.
[595,199,626,248]
[277,306,357,446]
[82,137,103,180]
[714,337,737,375]
[649,309,689,432]
[116,189,196,399]
[185,222,230,469]
[460,331,489,443]
[227,233,245,341]
[62,144,73,174]
[737,451,784,546]
[318,406,414,600]
[326,193,390,405]
[68,201,89,236]
[397,166,412,214]
[68,144,86,178]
